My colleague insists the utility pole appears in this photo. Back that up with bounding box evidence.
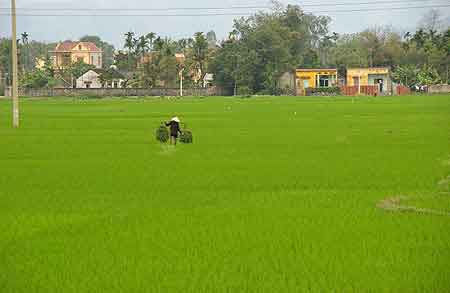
[358,75,361,96]
[179,68,184,97]
[11,0,19,128]
[447,64,449,84]
[233,54,239,96]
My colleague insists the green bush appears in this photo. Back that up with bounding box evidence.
[237,86,253,96]
[280,86,296,96]
[156,124,169,143]
[79,95,103,100]
[305,87,341,96]
[180,130,193,144]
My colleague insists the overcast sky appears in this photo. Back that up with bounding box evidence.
[0,0,449,48]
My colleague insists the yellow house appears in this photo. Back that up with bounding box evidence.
[295,69,337,95]
[50,41,102,69]
[346,67,391,93]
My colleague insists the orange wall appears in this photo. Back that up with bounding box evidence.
[296,70,337,89]
[347,68,389,86]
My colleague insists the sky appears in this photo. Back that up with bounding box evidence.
[0,0,449,48]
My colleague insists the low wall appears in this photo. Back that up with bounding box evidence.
[428,84,450,94]
[340,85,379,96]
[5,86,233,97]
[395,85,411,95]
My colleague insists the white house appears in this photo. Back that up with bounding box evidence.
[76,69,125,89]
[203,73,214,88]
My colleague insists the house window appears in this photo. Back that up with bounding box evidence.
[318,75,330,87]
[113,81,118,88]
[91,56,94,65]
[78,45,82,50]
[77,57,83,63]
[62,53,71,66]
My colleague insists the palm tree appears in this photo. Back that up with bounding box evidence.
[177,38,193,53]
[21,32,29,72]
[138,35,149,56]
[145,32,156,51]
[153,37,165,52]
[132,38,139,53]
[124,32,135,71]
[162,39,175,57]
[124,32,135,51]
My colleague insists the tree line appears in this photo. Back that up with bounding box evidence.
[210,5,449,94]
[0,3,448,94]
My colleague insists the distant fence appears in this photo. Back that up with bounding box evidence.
[339,85,379,96]
[428,84,450,94]
[5,86,233,97]
[395,85,411,95]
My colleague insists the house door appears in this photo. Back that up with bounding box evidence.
[353,77,360,86]
[375,79,384,92]
[303,80,309,88]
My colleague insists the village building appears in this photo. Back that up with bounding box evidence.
[175,53,186,64]
[346,67,392,94]
[76,68,125,89]
[295,69,338,95]
[35,58,46,70]
[203,73,214,88]
[50,41,103,69]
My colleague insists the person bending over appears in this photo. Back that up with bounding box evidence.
[166,117,182,145]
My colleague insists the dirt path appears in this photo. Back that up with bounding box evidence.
[377,196,450,217]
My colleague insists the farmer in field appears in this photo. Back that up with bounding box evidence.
[166,117,182,145]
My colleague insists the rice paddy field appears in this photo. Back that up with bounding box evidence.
[0,95,449,292]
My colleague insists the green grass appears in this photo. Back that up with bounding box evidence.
[406,195,450,213]
[0,95,449,292]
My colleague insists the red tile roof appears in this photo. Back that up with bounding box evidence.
[55,41,76,52]
[78,42,101,51]
[54,41,101,52]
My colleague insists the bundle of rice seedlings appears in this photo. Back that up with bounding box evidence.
[180,130,193,144]
[156,123,169,143]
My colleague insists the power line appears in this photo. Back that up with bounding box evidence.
[0,4,448,16]
[0,5,270,11]
[316,4,450,13]
[0,12,253,17]
[301,0,446,7]
[0,0,445,11]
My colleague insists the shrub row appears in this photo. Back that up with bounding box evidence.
[305,87,341,96]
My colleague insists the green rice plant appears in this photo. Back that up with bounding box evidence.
[0,95,449,292]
